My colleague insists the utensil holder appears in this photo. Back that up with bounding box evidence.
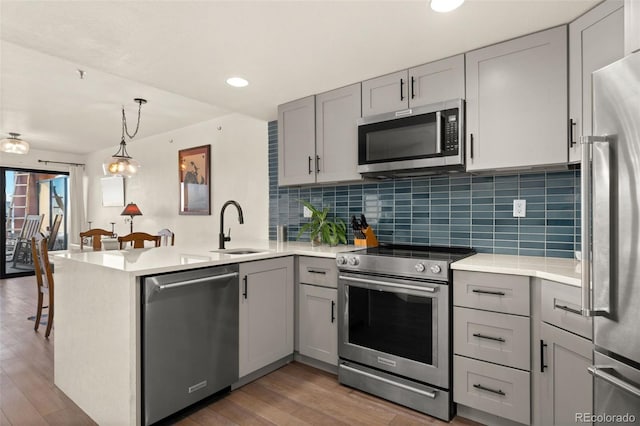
[354,226,378,248]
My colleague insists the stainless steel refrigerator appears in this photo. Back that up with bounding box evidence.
[581,50,640,425]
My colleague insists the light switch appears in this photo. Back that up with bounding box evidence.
[513,200,526,217]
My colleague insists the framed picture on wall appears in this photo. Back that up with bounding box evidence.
[179,144,211,215]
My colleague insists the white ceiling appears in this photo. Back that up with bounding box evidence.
[0,0,599,154]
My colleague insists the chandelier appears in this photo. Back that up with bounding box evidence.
[103,98,147,177]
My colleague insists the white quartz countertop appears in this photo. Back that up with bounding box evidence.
[53,240,362,276]
[451,253,581,287]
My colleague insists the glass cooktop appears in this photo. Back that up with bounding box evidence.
[361,244,475,262]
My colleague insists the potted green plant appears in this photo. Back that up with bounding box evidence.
[296,200,347,246]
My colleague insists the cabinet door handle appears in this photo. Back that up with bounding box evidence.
[400,78,404,101]
[307,268,327,275]
[554,303,582,316]
[316,155,320,173]
[473,384,505,396]
[308,156,313,174]
[569,118,576,148]
[540,339,548,372]
[472,333,505,343]
[472,289,505,296]
[331,300,336,323]
[242,275,248,299]
[410,76,416,99]
[470,133,474,159]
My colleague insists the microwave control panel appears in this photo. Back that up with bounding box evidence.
[443,109,459,155]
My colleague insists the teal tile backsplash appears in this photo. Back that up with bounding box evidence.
[268,121,580,258]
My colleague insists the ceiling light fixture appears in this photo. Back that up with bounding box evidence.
[430,0,464,13]
[226,77,249,88]
[103,98,147,178]
[0,133,30,155]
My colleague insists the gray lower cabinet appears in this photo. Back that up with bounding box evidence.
[298,284,337,365]
[277,96,316,186]
[465,26,568,171]
[539,323,593,425]
[569,0,624,163]
[625,0,640,54]
[297,256,338,366]
[238,257,294,377]
[453,270,531,425]
[361,55,465,116]
[537,279,593,426]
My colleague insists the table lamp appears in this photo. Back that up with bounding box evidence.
[121,202,143,234]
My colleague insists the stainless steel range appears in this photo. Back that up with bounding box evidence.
[336,244,474,421]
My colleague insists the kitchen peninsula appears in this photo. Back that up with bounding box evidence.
[52,241,355,426]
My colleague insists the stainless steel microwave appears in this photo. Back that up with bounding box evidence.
[357,99,465,177]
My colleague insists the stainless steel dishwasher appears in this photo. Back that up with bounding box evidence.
[141,264,239,425]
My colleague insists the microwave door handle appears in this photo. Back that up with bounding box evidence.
[435,111,442,154]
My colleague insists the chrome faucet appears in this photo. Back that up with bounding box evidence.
[219,200,244,249]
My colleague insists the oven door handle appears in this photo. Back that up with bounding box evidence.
[339,275,438,293]
[340,363,437,399]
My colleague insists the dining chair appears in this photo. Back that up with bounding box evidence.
[31,234,54,338]
[118,232,161,249]
[80,228,115,251]
[12,214,44,268]
[157,228,175,246]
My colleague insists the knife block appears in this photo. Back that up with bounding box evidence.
[354,226,378,248]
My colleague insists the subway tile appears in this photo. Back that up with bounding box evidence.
[268,125,579,258]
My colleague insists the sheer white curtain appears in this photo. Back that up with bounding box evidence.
[68,165,86,245]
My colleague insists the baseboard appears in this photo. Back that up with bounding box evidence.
[293,352,338,375]
[457,404,528,426]
[231,354,294,390]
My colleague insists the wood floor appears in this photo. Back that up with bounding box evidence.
[0,276,480,426]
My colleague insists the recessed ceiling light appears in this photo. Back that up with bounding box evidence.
[226,77,249,88]
[430,0,464,13]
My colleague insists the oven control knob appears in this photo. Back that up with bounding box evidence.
[348,257,359,266]
[430,265,442,274]
[336,256,347,266]
[415,263,425,273]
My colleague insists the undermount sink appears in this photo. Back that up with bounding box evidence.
[211,248,266,255]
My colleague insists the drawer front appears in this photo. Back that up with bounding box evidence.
[298,256,338,288]
[454,271,530,316]
[454,307,530,370]
[541,280,592,340]
[454,355,530,425]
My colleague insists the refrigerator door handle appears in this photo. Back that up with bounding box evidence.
[588,366,640,399]
[580,135,610,317]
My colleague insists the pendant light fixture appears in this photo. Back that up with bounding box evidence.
[103,98,147,177]
[0,133,30,155]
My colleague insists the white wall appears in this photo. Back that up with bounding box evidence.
[84,113,268,247]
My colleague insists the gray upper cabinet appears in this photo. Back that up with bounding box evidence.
[315,83,362,183]
[362,55,465,117]
[408,54,465,108]
[625,0,640,55]
[278,85,362,186]
[278,96,316,186]
[361,70,408,116]
[465,26,568,171]
[569,0,624,163]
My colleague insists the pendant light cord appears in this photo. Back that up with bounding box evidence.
[122,99,144,139]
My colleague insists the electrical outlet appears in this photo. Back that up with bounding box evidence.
[303,206,312,218]
[513,200,527,218]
